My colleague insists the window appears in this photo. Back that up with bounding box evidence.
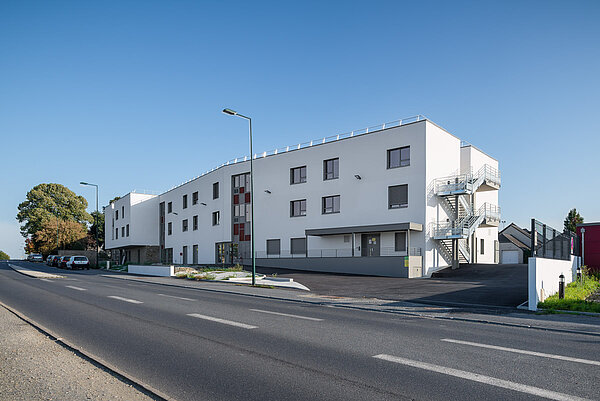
[480,238,485,255]
[122,206,124,218]
[115,210,119,220]
[344,235,351,243]
[290,199,307,217]
[192,191,198,205]
[213,182,219,199]
[115,228,118,239]
[183,194,188,209]
[322,195,340,214]
[291,237,307,255]
[212,211,220,226]
[168,222,172,235]
[193,215,198,231]
[388,184,408,209]
[395,232,407,252]
[121,227,125,237]
[266,239,281,255]
[182,219,188,232]
[290,166,307,184]
[126,224,130,237]
[388,146,410,169]
[168,202,172,213]
[323,158,339,180]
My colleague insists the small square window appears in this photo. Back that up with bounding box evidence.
[290,166,307,184]
[291,237,306,255]
[266,239,281,255]
[395,232,407,252]
[388,184,408,209]
[290,199,307,217]
[322,195,340,214]
[387,146,410,169]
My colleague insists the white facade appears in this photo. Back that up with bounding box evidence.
[105,117,500,277]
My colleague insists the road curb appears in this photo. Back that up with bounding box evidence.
[7,263,65,279]
[104,275,600,338]
[0,301,175,401]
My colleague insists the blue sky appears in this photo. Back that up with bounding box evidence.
[1,0,599,258]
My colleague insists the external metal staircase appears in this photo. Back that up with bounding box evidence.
[431,164,501,267]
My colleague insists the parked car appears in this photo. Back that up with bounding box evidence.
[65,256,90,270]
[28,254,43,262]
[51,256,62,267]
[46,255,57,265]
[58,256,71,268]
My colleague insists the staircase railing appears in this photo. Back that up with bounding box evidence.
[434,164,501,195]
[430,202,500,239]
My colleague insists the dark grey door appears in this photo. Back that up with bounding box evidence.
[361,234,380,257]
[193,245,198,264]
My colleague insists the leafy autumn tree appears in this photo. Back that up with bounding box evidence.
[0,250,9,260]
[33,219,88,255]
[564,208,584,233]
[17,184,92,251]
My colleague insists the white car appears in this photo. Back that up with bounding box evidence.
[28,254,43,262]
[65,256,90,270]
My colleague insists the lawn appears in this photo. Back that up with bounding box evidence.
[538,276,600,313]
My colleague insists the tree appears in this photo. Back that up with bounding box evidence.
[89,210,105,249]
[33,219,88,255]
[0,250,9,260]
[109,196,121,204]
[564,208,584,233]
[17,183,92,239]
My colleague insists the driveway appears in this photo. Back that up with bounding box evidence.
[255,263,528,308]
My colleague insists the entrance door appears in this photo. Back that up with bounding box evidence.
[361,234,380,257]
[182,246,188,265]
[193,245,198,264]
[216,242,232,265]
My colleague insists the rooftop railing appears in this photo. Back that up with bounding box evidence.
[165,115,426,193]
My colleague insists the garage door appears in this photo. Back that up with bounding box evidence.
[501,250,519,264]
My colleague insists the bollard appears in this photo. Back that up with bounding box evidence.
[577,266,582,282]
[558,274,565,299]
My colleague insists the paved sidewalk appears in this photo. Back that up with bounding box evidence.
[105,273,600,337]
[0,304,154,401]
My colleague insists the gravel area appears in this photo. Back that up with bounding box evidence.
[0,305,155,401]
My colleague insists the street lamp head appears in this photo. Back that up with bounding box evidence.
[222,108,237,116]
[80,181,88,185]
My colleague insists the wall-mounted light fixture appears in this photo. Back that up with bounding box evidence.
[354,174,362,180]
[264,190,272,194]
[200,202,207,206]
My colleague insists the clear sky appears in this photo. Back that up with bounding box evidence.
[1,0,599,258]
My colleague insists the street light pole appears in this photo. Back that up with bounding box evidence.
[222,108,256,286]
[80,182,99,268]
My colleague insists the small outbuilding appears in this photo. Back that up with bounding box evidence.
[498,223,531,264]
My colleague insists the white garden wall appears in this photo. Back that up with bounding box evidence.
[128,264,174,277]
[528,256,581,310]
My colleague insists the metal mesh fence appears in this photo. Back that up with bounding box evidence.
[531,219,579,261]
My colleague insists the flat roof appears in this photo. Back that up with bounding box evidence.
[305,222,423,236]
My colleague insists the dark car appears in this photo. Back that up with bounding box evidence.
[58,256,70,268]
[51,256,61,267]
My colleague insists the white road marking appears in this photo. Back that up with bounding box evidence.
[107,296,143,304]
[249,308,323,321]
[157,293,196,301]
[66,285,87,291]
[373,354,591,401]
[441,338,600,366]
[39,279,51,282]
[187,313,257,329]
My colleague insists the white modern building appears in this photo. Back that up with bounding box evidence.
[104,116,500,277]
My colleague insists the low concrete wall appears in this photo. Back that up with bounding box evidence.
[528,256,581,311]
[128,264,174,277]
[256,256,410,278]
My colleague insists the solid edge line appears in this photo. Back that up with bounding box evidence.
[0,301,174,401]
[441,338,600,366]
[373,354,591,401]
[101,275,600,338]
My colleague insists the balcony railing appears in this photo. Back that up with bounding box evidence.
[254,247,422,259]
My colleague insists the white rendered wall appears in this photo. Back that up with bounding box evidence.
[104,193,158,251]
[528,256,580,310]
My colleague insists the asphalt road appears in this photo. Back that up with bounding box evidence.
[1,260,599,401]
